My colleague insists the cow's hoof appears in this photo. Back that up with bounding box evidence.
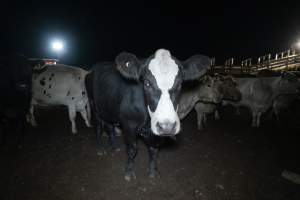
[96,149,107,156]
[112,146,121,153]
[149,169,160,179]
[124,171,136,181]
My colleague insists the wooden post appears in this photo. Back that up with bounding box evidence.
[211,57,215,66]
[267,54,271,69]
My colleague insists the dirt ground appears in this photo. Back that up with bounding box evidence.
[1,105,300,200]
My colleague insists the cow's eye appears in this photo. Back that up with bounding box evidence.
[144,80,151,87]
[207,84,211,88]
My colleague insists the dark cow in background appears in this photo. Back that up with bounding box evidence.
[224,72,299,127]
[272,94,299,120]
[256,70,300,120]
[178,74,241,130]
[27,64,91,134]
[0,54,33,147]
[86,49,210,180]
[193,75,241,130]
[178,75,223,120]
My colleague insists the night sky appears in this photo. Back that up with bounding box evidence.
[1,0,300,66]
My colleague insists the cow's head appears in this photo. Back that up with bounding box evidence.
[278,72,299,95]
[216,75,241,101]
[116,49,210,136]
[197,75,223,104]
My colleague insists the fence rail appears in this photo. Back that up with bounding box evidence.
[211,49,300,75]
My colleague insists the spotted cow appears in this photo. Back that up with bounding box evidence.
[27,64,91,133]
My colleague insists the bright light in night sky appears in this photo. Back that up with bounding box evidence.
[51,40,64,52]
[296,40,300,49]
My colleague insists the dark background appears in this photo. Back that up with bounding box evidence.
[1,0,300,66]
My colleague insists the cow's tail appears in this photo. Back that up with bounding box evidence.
[84,72,96,125]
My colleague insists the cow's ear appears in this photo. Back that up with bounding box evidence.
[182,55,211,81]
[115,52,141,81]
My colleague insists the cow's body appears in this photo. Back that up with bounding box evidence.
[224,73,299,127]
[0,54,33,147]
[27,64,91,133]
[86,49,210,180]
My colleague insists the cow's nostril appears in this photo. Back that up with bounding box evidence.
[156,122,165,131]
[170,121,177,130]
[156,121,177,134]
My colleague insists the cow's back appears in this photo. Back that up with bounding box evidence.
[234,77,280,113]
[32,64,88,106]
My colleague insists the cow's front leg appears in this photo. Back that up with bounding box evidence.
[94,118,106,155]
[80,105,92,128]
[196,111,204,131]
[27,105,37,127]
[68,105,77,134]
[273,109,280,121]
[251,111,258,127]
[256,112,262,127]
[195,104,205,131]
[105,123,120,152]
[122,122,138,181]
[214,110,220,120]
[148,146,160,178]
[124,142,137,181]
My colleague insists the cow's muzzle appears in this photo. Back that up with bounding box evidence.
[156,121,177,136]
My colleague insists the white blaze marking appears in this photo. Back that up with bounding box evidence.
[147,49,180,135]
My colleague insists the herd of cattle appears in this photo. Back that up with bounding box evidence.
[1,49,300,180]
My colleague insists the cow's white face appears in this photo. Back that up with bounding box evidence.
[115,48,211,137]
[145,49,180,136]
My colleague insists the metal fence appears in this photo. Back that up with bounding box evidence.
[210,49,300,75]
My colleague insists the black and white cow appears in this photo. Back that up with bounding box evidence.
[0,54,33,147]
[86,49,210,180]
[27,64,91,133]
[224,72,299,127]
